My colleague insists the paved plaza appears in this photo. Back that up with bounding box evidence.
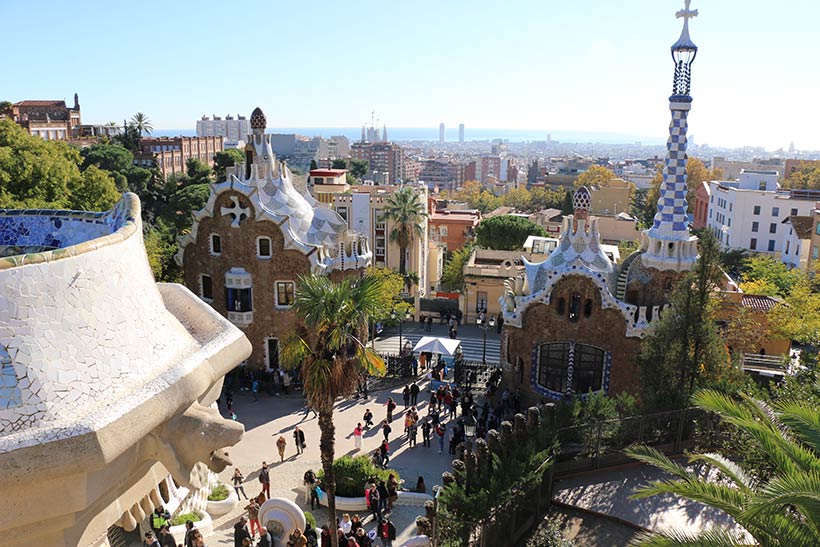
[204,377,455,546]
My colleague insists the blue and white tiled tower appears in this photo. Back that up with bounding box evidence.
[640,0,700,272]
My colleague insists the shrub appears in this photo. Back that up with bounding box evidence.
[207,484,229,501]
[318,455,400,498]
[170,511,203,526]
[525,518,576,547]
[304,510,317,532]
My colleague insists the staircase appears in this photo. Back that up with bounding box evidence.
[615,251,643,301]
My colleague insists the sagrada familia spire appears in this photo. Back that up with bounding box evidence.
[640,0,700,271]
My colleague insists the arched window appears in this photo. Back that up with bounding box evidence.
[568,293,581,322]
[556,297,565,315]
[583,299,593,318]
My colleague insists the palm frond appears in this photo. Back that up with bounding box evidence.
[625,445,694,482]
[280,334,310,370]
[747,471,820,533]
[628,528,750,547]
[689,452,757,492]
[776,402,820,456]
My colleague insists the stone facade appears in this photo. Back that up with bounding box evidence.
[179,108,371,370]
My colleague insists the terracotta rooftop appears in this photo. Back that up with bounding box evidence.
[741,294,783,312]
[783,215,814,239]
[309,169,347,177]
[13,100,67,107]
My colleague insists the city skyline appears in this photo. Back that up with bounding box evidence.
[4,0,820,150]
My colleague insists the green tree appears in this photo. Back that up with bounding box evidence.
[441,243,474,291]
[504,187,532,210]
[560,188,574,215]
[280,274,386,547]
[68,165,120,211]
[0,101,13,118]
[331,159,347,170]
[350,158,369,179]
[129,112,153,137]
[213,149,244,181]
[638,232,733,410]
[529,187,565,212]
[113,124,141,152]
[184,158,213,186]
[740,256,802,297]
[309,159,318,172]
[80,142,134,173]
[383,187,428,276]
[365,266,413,324]
[627,389,820,547]
[475,215,547,250]
[574,165,615,188]
[782,161,820,190]
[770,280,820,345]
[0,119,81,208]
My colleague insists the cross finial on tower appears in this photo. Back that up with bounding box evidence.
[676,0,698,23]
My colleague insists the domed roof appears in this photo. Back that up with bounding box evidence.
[250,107,266,131]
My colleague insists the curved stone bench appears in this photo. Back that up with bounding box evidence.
[399,536,431,547]
[396,491,433,506]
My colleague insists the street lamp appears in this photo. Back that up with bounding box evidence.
[463,414,477,447]
[476,311,496,366]
[391,309,412,355]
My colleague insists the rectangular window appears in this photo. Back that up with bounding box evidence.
[772,207,780,217]
[813,246,819,260]
[276,281,295,308]
[750,238,757,250]
[769,223,777,234]
[258,237,272,258]
[768,239,776,252]
[200,274,213,301]
[573,344,605,393]
[211,234,222,255]
[337,206,348,222]
[791,208,798,216]
[375,209,385,229]
[759,182,766,191]
[729,203,732,212]
[538,342,571,393]
[226,287,252,312]
[476,291,488,313]
[751,221,759,232]
[753,206,761,215]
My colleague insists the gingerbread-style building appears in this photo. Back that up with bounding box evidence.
[501,4,702,403]
[177,107,371,369]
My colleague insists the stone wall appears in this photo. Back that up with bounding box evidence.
[504,275,642,406]
[183,191,311,368]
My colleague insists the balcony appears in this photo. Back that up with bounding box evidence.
[227,311,253,326]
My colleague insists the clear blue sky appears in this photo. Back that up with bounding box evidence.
[4,0,817,150]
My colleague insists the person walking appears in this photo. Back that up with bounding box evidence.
[377,518,396,547]
[276,435,287,463]
[157,525,175,547]
[409,382,419,406]
[362,408,374,429]
[379,439,390,467]
[304,403,318,419]
[421,419,431,448]
[386,474,399,512]
[381,420,391,443]
[436,423,446,454]
[376,480,389,516]
[234,517,251,547]
[304,469,320,509]
[403,411,413,438]
[232,468,249,500]
[258,462,271,499]
[368,483,381,521]
[408,421,418,448]
[353,423,363,451]
[402,386,410,408]
[257,526,273,547]
[245,497,261,537]
[294,426,306,456]
[385,398,396,423]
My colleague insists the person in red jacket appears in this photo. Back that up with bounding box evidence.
[377,518,396,547]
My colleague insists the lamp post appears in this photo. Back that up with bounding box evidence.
[463,414,477,450]
[476,310,496,366]
[391,309,412,355]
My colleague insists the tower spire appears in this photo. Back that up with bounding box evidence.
[382,124,388,142]
[639,0,700,272]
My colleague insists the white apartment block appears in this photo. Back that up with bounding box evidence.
[196,114,250,148]
[706,170,816,255]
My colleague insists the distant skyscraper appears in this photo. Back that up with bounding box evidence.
[439,123,445,143]
[458,123,464,143]
[383,125,388,143]
[789,141,795,157]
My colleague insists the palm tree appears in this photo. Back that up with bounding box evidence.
[383,186,428,278]
[281,274,386,547]
[625,390,820,547]
[130,112,153,137]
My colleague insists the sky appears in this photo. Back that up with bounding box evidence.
[3,0,819,150]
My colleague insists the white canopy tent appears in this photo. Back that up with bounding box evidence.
[412,336,461,356]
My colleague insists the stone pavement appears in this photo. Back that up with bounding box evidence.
[203,378,455,546]
[552,463,751,541]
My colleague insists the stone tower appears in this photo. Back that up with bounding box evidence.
[640,0,700,272]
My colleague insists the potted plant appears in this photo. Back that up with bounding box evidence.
[206,483,238,516]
